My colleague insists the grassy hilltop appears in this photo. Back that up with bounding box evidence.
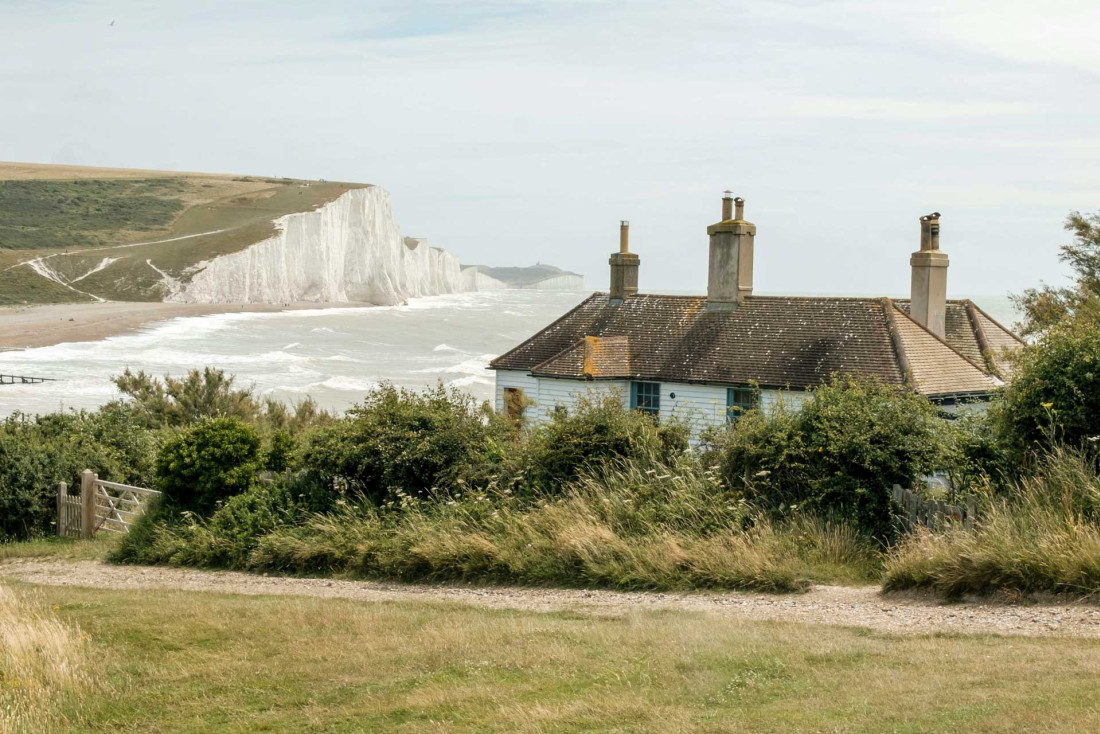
[0,162,366,304]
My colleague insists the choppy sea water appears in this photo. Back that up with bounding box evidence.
[0,292,1018,417]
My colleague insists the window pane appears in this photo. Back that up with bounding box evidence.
[727,387,756,421]
[631,381,660,415]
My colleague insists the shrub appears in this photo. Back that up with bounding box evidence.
[112,482,298,569]
[263,429,297,473]
[995,316,1100,457]
[702,401,807,502]
[155,417,261,514]
[885,445,1100,596]
[0,407,159,541]
[298,383,510,504]
[707,375,951,540]
[940,410,1013,498]
[518,393,689,494]
[113,367,260,428]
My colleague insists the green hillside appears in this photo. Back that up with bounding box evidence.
[0,162,366,304]
[466,263,583,287]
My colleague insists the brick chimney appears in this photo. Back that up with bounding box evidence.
[706,191,755,311]
[909,212,948,338]
[609,220,639,305]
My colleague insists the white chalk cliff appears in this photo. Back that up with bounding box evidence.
[173,187,470,305]
[170,186,584,304]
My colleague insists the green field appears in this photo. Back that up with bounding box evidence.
[0,162,366,304]
[2,577,1097,733]
[0,540,1095,733]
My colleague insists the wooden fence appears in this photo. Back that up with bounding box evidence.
[891,484,977,531]
[57,470,162,538]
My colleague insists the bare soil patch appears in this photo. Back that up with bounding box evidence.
[5,558,1100,638]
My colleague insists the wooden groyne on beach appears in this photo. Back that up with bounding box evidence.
[0,373,57,385]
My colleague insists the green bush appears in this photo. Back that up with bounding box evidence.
[0,407,159,541]
[155,417,261,514]
[113,367,260,428]
[298,383,510,504]
[263,430,297,473]
[518,394,689,494]
[995,316,1100,457]
[707,375,951,540]
[110,481,298,568]
[941,410,1013,497]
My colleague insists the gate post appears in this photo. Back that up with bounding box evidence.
[80,470,96,539]
[57,482,67,537]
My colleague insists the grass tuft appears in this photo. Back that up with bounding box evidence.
[885,445,1100,596]
[0,582,94,733]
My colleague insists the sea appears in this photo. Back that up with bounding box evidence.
[0,291,1018,418]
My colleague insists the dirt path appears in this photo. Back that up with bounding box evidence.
[5,559,1100,638]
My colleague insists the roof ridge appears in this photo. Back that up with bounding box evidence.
[965,299,1027,346]
[889,301,999,379]
[880,298,915,386]
[616,293,898,303]
[963,299,1000,377]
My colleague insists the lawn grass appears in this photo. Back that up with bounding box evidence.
[0,535,119,562]
[0,578,1092,732]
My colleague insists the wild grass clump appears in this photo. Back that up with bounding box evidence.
[248,452,879,592]
[0,583,94,733]
[885,446,1100,597]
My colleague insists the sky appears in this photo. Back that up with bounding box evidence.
[2,0,1098,297]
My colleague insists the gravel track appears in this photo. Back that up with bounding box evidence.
[4,558,1100,638]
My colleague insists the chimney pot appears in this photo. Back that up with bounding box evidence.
[706,193,756,310]
[609,220,639,304]
[910,211,948,338]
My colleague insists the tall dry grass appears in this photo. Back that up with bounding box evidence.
[246,453,880,591]
[0,582,93,733]
[885,446,1100,596]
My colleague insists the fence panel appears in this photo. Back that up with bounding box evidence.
[891,484,977,531]
[56,482,84,538]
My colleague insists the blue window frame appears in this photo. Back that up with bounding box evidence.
[727,387,757,421]
[630,381,661,416]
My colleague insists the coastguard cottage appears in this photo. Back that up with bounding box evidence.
[489,193,1023,435]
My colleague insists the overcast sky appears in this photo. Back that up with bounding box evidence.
[2,0,1098,296]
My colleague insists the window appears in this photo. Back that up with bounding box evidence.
[502,387,527,420]
[727,387,757,421]
[631,381,661,416]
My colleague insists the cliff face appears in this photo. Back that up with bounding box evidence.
[461,266,508,291]
[173,187,467,305]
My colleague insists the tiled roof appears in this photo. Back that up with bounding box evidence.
[895,299,1024,376]
[888,307,1003,395]
[491,293,1005,397]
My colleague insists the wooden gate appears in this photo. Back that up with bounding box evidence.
[57,470,162,538]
